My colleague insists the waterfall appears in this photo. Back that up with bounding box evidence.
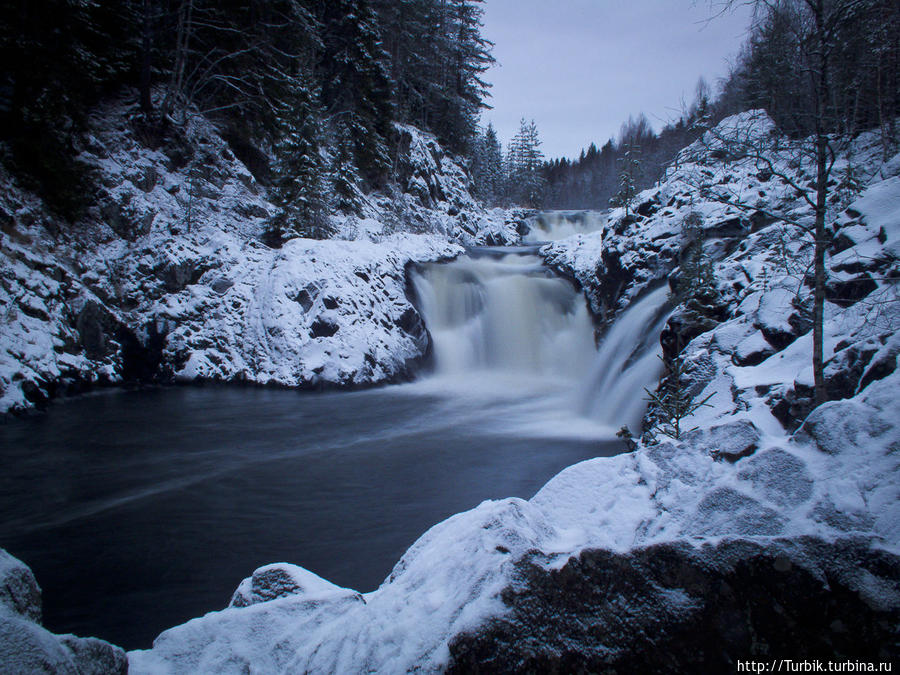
[522,210,606,243]
[410,251,597,381]
[410,249,672,434]
[578,285,672,427]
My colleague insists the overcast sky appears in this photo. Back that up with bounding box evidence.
[480,0,754,160]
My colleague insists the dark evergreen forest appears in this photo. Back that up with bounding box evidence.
[0,0,493,237]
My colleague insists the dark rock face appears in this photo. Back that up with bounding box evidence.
[75,299,121,360]
[825,274,878,308]
[681,419,761,462]
[230,567,308,608]
[769,384,816,431]
[448,538,899,674]
[310,319,339,338]
[117,322,167,382]
[767,339,896,430]
[660,294,728,361]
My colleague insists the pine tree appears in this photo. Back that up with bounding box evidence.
[610,144,640,217]
[267,69,331,244]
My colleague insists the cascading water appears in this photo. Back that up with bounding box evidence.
[578,285,672,425]
[523,210,606,243]
[410,251,597,381]
[410,248,673,434]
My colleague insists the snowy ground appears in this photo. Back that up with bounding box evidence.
[124,113,899,672]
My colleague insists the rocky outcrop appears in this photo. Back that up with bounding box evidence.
[1,96,514,415]
[448,538,899,673]
[0,549,127,675]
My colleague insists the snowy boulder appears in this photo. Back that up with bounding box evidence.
[0,549,41,623]
[230,564,363,608]
[680,419,761,462]
[689,487,784,536]
[795,370,898,457]
[735,447,814,507]
[0,549,127,675]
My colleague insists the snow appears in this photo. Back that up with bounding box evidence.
[158,232,460,387]
[0,96,512,415]
[128,113,900,673]
[4,101,899,672]
[850,175,900,236]
[0,550,127,673]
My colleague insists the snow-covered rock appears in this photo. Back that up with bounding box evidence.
[0,95,516,415]
[0,549,128,674]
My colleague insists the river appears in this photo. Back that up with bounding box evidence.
[1,223,672,650]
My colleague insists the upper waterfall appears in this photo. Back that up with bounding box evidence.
[522,210,606,243]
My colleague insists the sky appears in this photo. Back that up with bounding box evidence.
[480,0,754,160]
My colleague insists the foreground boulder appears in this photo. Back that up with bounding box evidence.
[0,549,127,675]
[448,538,900,673]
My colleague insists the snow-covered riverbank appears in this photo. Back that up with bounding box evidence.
[123,113,899,672]
[0,97,520,416]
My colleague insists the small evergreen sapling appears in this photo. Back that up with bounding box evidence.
[644,355,713,440]
[609,144,640,217]
[673,210,719,306]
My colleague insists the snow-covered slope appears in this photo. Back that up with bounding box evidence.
[0,95,517,415]
[126,113,900,672]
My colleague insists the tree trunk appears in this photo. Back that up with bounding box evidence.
[813,132,828,406]
[811,0,829,407]
[140,0,153,114]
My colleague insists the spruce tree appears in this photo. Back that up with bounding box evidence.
[268,69,331,243]
[471,123,503,205]
[610,144,640,217]
[319,0,394,186]
[332,126,363,214]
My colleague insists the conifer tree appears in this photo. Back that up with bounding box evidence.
[332,126,363,214]
[471,123,503,205]
[268,69,331,244]
[506,118,545,207]
[319,0,394,186]
[610,144,640,217]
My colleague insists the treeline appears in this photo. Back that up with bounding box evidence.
[0,0,493,237]
[475,0,900,211]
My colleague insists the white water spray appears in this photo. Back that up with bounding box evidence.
[578,285,672,426]
[410,251,597,380]
[523,210,606,243]
[410,248,672,433]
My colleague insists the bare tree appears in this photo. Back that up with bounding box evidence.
[703,0,876,407]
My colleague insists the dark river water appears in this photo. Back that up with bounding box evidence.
[0,382,622,649]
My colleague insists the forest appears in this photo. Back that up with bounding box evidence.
[0,0,492,236]
[1,1,899,672]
